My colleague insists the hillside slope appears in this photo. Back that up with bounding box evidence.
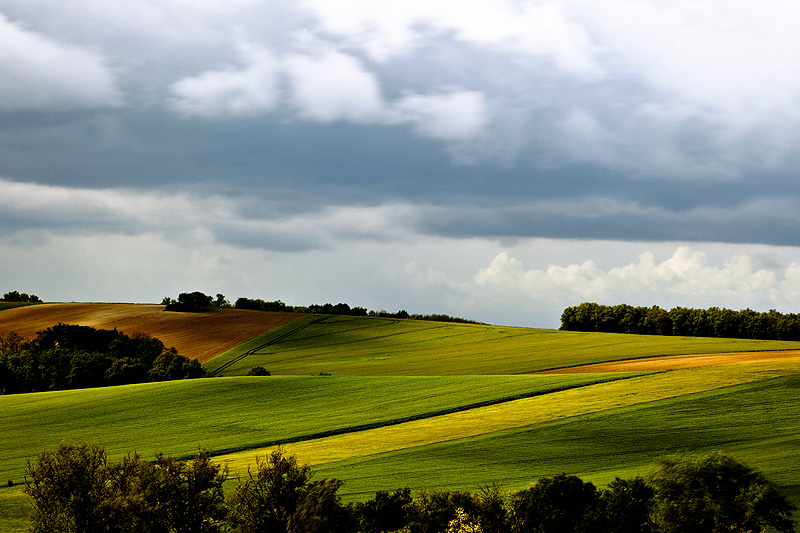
[0,303,302,362]
[206,314,800,375]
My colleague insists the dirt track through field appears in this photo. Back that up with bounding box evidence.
[534,350,800,373]
[0,303,303,362]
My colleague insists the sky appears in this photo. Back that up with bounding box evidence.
[2,1,800,328]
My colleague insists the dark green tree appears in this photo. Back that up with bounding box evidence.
[649,452,796,533]
[406,490,481,533]
[226,449,313,532]
[510,473,603,533]
[1,290,41,302]
[24,442,116,533]
[354,488,414,533]
[226,449,353,533]
[165,292,214,312]
[148,450,228,533]
[599,477,656,533]
[25,443,227,533]
[247,366,271,376]
[288,478,355,533]
[213,294,231,308]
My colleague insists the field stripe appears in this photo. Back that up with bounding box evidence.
[535,350,800,373]
[217,362,800,472]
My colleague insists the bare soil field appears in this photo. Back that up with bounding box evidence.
[536,350,800,374]
[0,303,303,362]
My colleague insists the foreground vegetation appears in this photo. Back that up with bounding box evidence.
[25,443,796,533]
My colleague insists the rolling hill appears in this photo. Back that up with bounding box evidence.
[0,303,302,362]
[2,303,800,532]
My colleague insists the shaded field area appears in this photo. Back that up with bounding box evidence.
[205,314,800,375]
[0,303,302,362]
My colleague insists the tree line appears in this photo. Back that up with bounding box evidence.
[25,444,795,533]
[233,297,482,324]
[560,302,800,340]
[0,324,205,394]
[164,291,482,324]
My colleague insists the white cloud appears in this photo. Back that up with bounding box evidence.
[389,90,489,140]
[284,48,385,122]
[0,13,122,111]
[0,178,417,252]
[170,42,281,116]
[169,41,491,139]
[404,244,799,326]
[576,1,800,121]
[298,0,601,76]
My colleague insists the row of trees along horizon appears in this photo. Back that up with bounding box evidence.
[24,444,796,533]
[561,302,800,341]
[162,291,483,324]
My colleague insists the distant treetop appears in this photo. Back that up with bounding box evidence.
[1,291,41,303]
[561,302,800,341]
[163,292,483,323]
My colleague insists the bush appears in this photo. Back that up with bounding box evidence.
[25,443,227,533]
[164,292,214,312]
[226,449,354,533]
[649,452,796,533]
[247,366,271,376]
[510,473,604,533]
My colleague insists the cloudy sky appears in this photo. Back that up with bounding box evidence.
[2,0,800,327]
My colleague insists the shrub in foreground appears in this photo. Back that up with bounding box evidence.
[23,446,796,533]
[25,443,227,533]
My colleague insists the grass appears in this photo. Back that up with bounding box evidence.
[0,373,627,483]
[204,315,800,376]
[0,486,26,533]
[313,370,800,504]
[218,362,800,477]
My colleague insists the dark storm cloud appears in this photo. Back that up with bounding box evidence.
[2,0,800,251]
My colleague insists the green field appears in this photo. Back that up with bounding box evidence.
[315,372,800,502]
[205,315,800,376]
[4,313,800,532]
[0,373,629,483]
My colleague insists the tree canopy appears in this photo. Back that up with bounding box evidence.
[0,324,205,394]
[1,290,41,303]
[561,302,800,340]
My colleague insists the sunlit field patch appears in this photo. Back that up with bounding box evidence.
[204,315,800,376]
[217,362,800,476]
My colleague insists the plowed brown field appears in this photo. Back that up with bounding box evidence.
[536,349,800,374]
[0,303,303,362]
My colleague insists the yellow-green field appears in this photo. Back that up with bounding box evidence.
[3,311,800,532]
